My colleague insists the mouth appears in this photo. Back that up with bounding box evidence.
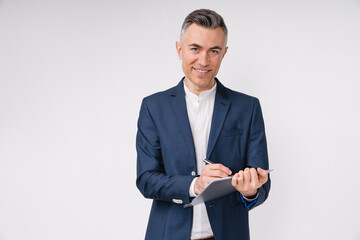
[193,68,211,73]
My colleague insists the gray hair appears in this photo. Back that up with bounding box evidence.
[180,9,228,43]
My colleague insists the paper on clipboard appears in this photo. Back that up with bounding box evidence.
[184,176,236,208]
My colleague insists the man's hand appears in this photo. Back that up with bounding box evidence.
[231,167,269,198]
[194,164,232,195]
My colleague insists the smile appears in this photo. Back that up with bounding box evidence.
[194,68,210,73]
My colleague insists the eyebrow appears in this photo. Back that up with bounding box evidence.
[188,43,223,50]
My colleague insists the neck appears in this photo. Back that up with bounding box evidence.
[183,78,216,96]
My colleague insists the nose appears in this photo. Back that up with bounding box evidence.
[198,52,210,66]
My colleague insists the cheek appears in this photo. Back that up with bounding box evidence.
[182,60,192,74]
[183,59,195,70]
[211,57,223,68]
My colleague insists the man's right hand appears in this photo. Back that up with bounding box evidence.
[194,164,232,195]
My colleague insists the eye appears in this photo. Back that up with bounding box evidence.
[210,49,219,54]
[191,48,199,52]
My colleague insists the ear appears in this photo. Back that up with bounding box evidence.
[176,41,182,60]
[222,46,228,59]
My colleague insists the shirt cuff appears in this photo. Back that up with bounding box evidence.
[189,177,198,197]
[242,191,259,202]
[240,191,259,209]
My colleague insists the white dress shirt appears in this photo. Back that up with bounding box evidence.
[184,82,217,239]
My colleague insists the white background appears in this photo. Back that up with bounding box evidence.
[1,0,360,239]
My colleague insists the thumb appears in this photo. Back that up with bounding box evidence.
[257,168,269,184]
[257,167,268,176]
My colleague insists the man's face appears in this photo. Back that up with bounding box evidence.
[176,23,228,95]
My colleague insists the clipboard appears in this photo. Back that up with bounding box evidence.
[184,176,236,208]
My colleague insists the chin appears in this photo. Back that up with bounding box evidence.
[185,75,215,90]
[196,78,214,87]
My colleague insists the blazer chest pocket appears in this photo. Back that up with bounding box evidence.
[219,127,243,138]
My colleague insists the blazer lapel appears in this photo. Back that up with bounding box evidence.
[206,79,230,159]
[170,79,196,165]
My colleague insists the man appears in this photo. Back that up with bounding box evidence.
[136,9,270,240]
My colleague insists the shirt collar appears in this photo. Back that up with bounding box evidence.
[184,81,217,101]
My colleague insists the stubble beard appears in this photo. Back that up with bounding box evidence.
[185,74,215,92]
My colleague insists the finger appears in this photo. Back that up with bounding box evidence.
[201,167,228,183]
[250,168,259,186]
[207,164,232,176]
[231,173,239,187]
[202,165,219,177]
[243,168,251,184]
[208,169,230,178]
[257,167,268,177]
[238,170,244,187]
[257,168,269,185]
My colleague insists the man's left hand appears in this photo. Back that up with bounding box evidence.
[231,167,269,198]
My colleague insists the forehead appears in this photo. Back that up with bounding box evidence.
[183,23,227,47]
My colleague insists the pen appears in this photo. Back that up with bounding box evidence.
[203,159,215,165]
[203,159,274,173]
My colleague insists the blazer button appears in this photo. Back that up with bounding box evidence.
[191,171,196,176]
[172,199,183,204]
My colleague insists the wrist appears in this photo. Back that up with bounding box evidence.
[194,177,201,195]
[189,177,198,197]
[243,189,258,199]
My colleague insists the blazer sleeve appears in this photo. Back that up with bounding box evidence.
[136,98,194,204]
[244,98,271,210]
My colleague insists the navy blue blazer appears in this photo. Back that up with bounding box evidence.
[136,78,270,240]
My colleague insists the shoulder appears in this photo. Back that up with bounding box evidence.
[142,85,176,104]
[227,88,258,101]
[222,85,260,106]
[216,79,259,104]
[139,83,182,115]
[221,85,264,121]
